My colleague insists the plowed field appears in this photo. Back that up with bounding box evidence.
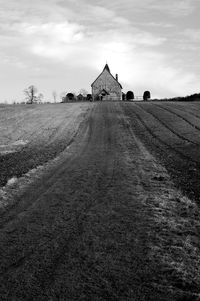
[1,102,200,300]
[122,101,200,202]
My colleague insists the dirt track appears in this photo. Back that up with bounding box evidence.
[0,102,200,300]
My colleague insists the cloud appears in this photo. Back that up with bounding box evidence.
[149,0,195,16]
[20,22,84,43]
[15,21,86,61]
[0,0,199,101]
[137,22,174,28]
[183,28,200,41]
[15,19,166,71]
[82,0,196,17]
[98,42,199,98]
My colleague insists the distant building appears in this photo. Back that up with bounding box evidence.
[91,64,122,101]
[77,94,84,101]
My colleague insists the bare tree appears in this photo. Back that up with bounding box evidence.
[37,93,44,103]
[60,91,67,102]
[24,85,38,104]
[72,91,77,98]
[78,89,88,97]
[52,91,57,103]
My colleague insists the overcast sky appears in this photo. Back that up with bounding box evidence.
[0,0,200,102]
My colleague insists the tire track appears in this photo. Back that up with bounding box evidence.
[165,103,200,120]
[135,103,199,146]
[36,103,139,297]
[154,103,200,132]
[1,102,200,300]
[123,102,200,204]
[0,114,90,229]
[127,104,199,164]
[0,103,121,297]
[0,106,90,188]
[0,120,94,283]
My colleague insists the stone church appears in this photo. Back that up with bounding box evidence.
[91,64,122,101]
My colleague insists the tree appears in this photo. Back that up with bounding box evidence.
[86,94,93,102]
[37,93,44,103]
[122,92,126,101]
[66,93,75,101]
[24,85,38,104]
[60,91,67,102]
[126,91,134,101]
[52,91,57,103]
[143,91,151,101]
[78,89,88,97]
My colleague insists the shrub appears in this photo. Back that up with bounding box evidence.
[126,91,134,101]
[143,91,151,101]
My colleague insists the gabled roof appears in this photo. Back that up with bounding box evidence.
[91,64,122,89]
[103,63,110,72]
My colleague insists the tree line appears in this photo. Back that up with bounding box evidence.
[24,86,91,104]
[3,86,151,104]
[152,93,200,102]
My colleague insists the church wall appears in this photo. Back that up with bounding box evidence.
[92,69,122,101]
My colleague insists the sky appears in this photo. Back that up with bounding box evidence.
[0,0,200,102]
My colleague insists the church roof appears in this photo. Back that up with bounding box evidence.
[91,64,122,89]
[103,63,110,72]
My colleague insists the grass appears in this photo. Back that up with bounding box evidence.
[0,103,91,187]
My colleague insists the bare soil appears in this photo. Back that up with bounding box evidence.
[0,102,200,300]
[122,101,200,202]
[0,103,90,187]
